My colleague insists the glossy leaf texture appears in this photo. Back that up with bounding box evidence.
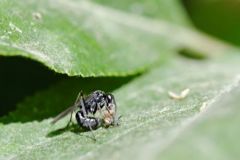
[0,0,189,76]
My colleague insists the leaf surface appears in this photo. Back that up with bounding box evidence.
[0,54,239,160]
[0,0,190,76]
[0,0,228,76]
[159,79,240,160]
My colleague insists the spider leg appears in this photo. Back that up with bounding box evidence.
[66,91,82,127]
[97,103,104,118]
[79,91,87,117]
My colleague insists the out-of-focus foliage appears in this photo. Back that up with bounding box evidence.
[183,0,240,46]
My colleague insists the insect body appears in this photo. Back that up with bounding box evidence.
[51,90,118,131]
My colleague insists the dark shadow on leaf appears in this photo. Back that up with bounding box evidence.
[0,56,65,116]
[47,123,98,141]
[178,47,207,60]
[47,123,87,137]
[0,56,139,124]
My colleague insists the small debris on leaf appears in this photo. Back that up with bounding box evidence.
[9,22,22,33]
[168,88,190,100]
[32,12,42,20]
[200,102,207,112]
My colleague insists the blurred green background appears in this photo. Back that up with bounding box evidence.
[183,0,240,46]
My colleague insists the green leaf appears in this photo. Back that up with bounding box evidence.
[93,0,191,26]
[0,0,228,76]
[0,0,188,76]
[159,83,240,160]
[0,54,239,159]
[1,0,240,159]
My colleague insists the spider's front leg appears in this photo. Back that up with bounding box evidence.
[66,91,83,127]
